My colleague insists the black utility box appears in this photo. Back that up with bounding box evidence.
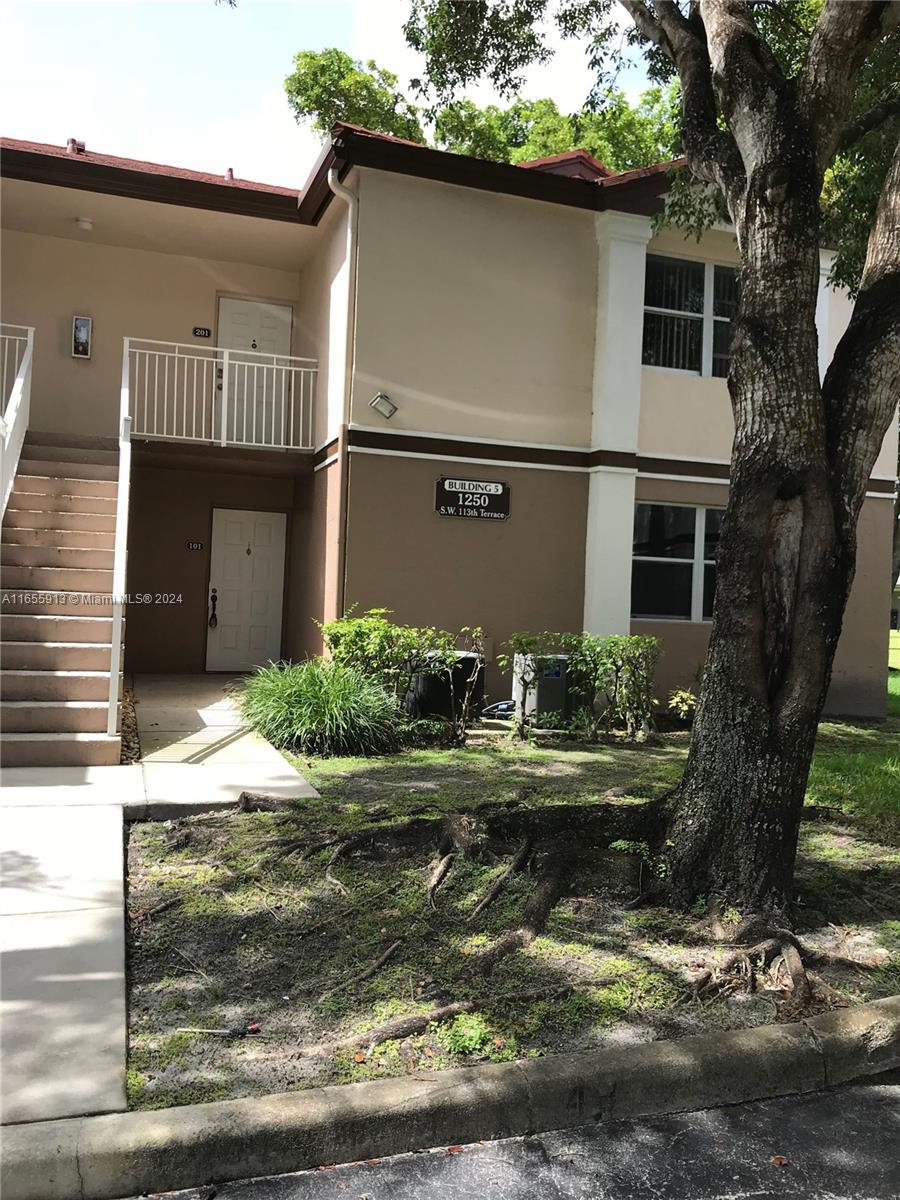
[406,652,485,721]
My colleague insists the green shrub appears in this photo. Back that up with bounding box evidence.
[320,607,456,700]
[667,687,698,722]
[241,659,402,757]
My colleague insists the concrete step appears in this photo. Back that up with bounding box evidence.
[0,590,113,616]
[25,431,118,453]
[0,700,112,732]
[0,613,115,642]
[0,641,112,671]
[0,669,120,701]
[18,443,119,467]
[2,508,117,532]
[4,491,117,515]
[0,527,115,550]
[0,732,121,766]
[11,474,118,499]
[1,564,113,592]
[16,458,118,482]
[1,544,114,570]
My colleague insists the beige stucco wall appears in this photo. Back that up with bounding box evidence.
[294,203,349,449]
[638,228,897,475]
[1,229,302,437]
[351,169,596,448]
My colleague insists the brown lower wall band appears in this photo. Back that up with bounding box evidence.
[345,429,894,491]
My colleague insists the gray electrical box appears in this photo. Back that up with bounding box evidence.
[512,654,572,728]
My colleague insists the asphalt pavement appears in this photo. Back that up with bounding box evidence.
[131,1076,900,1200]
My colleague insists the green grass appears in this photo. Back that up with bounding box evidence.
[127,690,900,1110]
[888,630,899,717]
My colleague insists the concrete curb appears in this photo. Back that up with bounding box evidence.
[3,995,898,1200]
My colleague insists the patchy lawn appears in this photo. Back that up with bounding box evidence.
[126,713,900,1111]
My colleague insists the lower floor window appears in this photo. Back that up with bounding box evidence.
[631,503,723,621]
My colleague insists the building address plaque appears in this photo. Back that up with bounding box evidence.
[434,476,510,521]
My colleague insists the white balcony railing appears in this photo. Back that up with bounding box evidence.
[107,347,132,737]
[125,338,317,451]
[1,324,34,517]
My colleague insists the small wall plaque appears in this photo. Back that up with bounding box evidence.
[72,315,92,359]
[186,540,204,551]
[192,327,211,338]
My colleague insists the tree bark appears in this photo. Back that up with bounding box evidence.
[656,5,900,914]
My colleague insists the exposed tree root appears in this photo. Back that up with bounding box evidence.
[689,939,783,999]
[472,847,574,975]
[468,838,533,923]
[426,853,455,908]
[320,938,404,1002]
[294,987,573,1059]
[780,940,813,1006]
[687,927,838,1012]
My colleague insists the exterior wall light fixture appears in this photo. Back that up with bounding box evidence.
[369,392,397,420]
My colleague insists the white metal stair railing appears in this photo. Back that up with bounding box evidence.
[125,337,317,451]
[108,343,133,737]
[0,325,35,518]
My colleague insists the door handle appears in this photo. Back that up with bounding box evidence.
[208,587,218,628]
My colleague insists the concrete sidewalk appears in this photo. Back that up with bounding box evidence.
[0,676,318,819]
[0,675,317,1125]
[0,803,126,1124]
[135,674,318,815]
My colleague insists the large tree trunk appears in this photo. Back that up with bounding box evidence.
[665,139,847,912]
[657,5,900,913]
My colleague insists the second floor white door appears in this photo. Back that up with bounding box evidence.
[216,297,293,447]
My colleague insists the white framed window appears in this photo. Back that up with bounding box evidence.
[631,502,724,622]
[642,254,739,378]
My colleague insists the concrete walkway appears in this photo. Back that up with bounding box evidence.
[0,802,126,1124]
[135,674,318,814]
[0,676,317,1125]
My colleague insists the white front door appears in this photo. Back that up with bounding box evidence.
[206,508,287,672]
[216,298,293,447]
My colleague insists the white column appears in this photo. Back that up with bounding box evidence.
[583,212,652,635]
[815,249,835,384]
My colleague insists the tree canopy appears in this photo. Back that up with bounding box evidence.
[285,48,425,143]
[284,47,680,172]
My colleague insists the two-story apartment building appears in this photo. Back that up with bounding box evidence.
[1,125,895,765]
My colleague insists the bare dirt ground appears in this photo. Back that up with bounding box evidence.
[126,724,900,1110]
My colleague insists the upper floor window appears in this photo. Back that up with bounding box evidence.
[642,254,739,378]
[631,502,723,622]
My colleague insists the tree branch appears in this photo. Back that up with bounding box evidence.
[619,0,744,202]
[801,0,900,172]
[699,0,790,175]
[824,133,900,540]
[838,92,900,153]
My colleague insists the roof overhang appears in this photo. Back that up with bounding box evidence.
[0,143,302,224]
[297,124,678,225]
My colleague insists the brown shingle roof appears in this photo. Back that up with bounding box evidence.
[0,137,298,196]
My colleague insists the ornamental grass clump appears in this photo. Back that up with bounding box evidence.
[241,659,402,757]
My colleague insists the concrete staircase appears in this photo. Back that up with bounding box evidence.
[1,433,123,766]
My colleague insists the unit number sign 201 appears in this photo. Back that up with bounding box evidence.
[434,477,510,521]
